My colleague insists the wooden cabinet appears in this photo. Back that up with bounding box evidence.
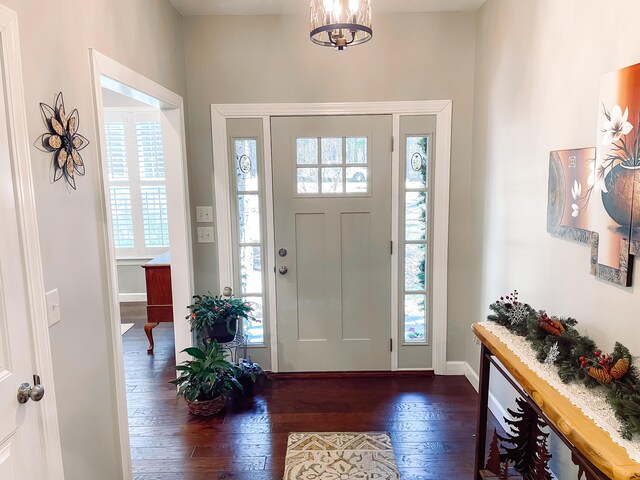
[142,251,172,353]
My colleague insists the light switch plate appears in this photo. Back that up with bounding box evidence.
[46,289,61,327]
[196,206,213,223]
[197,227,215,243]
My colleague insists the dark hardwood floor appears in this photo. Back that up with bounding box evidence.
[121,303,498,479]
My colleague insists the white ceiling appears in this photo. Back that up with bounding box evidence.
[169,0,486,16]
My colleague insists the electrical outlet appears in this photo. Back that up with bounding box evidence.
[197,227,215,243]
[196,206,213,223]
[46,289,61,327]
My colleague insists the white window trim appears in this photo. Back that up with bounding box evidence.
[211,101,452,375]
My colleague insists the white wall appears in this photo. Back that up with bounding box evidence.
[468,0,640,371]
[470,1,640,476]
[183,12,477,364]
[0,1,187,478]
[117,264,147,297]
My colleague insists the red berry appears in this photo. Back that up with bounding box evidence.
[595,350,601,356]
[579,356,585,361]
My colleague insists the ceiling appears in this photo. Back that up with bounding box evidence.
[169,0,486,16]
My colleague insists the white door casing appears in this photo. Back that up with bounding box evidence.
[212,101,452,374]
[90,50,193,480]
[0,5,64,479]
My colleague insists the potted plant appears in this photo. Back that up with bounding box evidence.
[170,341,242,416]
[236,358,266,395]
[187,290,254,342]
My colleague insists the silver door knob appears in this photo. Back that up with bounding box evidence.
[279,266,288,275]
[17,375,45,404]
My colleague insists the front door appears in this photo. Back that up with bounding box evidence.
[0,8,61,478]
[272,115,392,371]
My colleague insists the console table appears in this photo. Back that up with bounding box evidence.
[142,251,172,353]
[472,322,640,480]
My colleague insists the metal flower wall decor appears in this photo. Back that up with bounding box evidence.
[35,92,89,190]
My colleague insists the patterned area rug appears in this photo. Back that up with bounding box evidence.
[283,432,400,479]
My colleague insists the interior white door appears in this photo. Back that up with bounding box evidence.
[272,115,392,372]
[0,9,59,479]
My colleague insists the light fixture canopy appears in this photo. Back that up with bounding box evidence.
[310,0,372,51]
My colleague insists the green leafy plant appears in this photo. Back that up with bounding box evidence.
[186,293,254,335]
[488,290,640,439]
[237,358,265,383]
[170,341,242,402]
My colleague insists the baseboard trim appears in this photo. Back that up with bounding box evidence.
[445,361,467,375]
[270,370,435,379]
[463,361,510,432]
[118,293,147,303]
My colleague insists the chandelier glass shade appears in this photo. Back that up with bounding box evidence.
[310,0,372,50]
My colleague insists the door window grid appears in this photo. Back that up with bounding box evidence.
[104,111,169,258]
[234,138,265,344]
[296,137,368,194]
[402,135,429,343]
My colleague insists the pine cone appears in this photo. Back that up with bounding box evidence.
[587,367,613,383]
[610,358,630,380]
[539,318,565,336]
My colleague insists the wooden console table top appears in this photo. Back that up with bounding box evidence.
[473,322,640,480]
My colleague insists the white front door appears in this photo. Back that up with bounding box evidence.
[271,115,392,372]
[0,6,63,479]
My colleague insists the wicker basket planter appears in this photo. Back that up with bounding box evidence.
[185,395,227,416]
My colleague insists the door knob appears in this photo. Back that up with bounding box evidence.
[17,375,45,404]
[278,266,288,275]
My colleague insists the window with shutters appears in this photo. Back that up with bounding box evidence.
[104,110,169,258]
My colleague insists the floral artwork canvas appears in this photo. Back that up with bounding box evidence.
[548,62,640,286]
[547,147,596,237]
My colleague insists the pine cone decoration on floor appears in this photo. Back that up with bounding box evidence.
[587,367,613,383]
[610,358,630,380]
[539,314,565,336]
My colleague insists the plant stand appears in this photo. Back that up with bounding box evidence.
[208,333,247,364]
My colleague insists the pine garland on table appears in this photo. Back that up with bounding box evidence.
[487,290,640,440]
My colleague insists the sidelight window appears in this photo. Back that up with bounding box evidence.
[402,135,429,343]
[233,138,265,344]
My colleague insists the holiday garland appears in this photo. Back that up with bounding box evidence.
[488,291,640,439]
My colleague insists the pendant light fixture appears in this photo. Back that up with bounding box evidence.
[310,0,372,51]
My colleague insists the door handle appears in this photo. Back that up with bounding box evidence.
[278,266,288,275]
[17,375,45,404]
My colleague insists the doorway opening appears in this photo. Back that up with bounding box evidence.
[211,102,452,375]
[91,50,193,479]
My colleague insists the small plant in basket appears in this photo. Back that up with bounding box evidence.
[236,358,266,395]
[187,289,254,342]
[170,340,242,416]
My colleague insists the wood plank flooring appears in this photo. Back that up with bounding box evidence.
[121,303,497,479]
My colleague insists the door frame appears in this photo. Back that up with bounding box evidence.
[211,101,452,374]
[89,50,193,480]
[0,5,65,478]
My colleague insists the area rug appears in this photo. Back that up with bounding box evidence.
[283,432,400,480]
[121,323,134,335]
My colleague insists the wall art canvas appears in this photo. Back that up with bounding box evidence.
[548,62,640,286]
